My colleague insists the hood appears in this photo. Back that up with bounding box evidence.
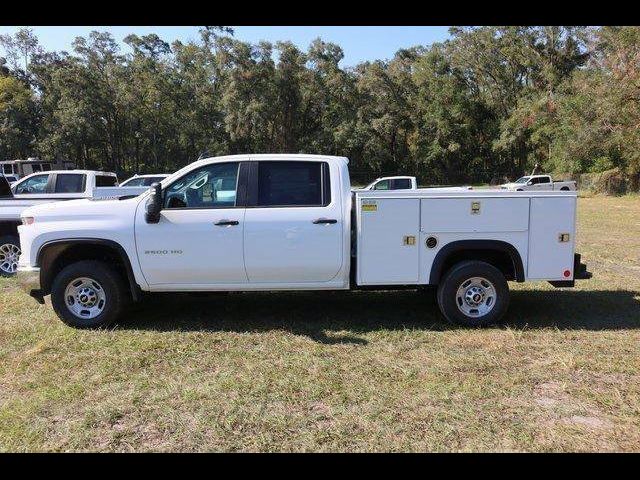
[500,183,519,189]
[22,196,140,220]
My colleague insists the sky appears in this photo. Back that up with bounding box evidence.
[0,26,451,67]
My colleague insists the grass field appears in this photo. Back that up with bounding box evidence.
[1,196,639,452]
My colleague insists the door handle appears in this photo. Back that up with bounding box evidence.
[313,218,337,224]
[214,219,239,226]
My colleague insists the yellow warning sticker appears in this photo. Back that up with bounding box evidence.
[362,201,377,212]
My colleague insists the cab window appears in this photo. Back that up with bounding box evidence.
[14,174,49,194]
[96,175,118,187]
[373,179,390,190]
[394,178,412,189]
[54,174,85,193]
[164,162,239,209]
[256,161,329,207]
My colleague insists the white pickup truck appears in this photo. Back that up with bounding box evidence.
[16,154,590,329]
[500,175,577,191]
[0,170,147,275]
[361,176,418,190]
[359,176,473,192]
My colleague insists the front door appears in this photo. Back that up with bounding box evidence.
[243,160,343,284]
[135,161,247,287]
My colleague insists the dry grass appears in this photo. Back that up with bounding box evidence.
[0,196,639,452]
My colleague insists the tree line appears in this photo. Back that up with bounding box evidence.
[1,26,639,185]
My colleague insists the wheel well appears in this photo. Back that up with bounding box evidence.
[430,241,524,284]
[39,241,137,300]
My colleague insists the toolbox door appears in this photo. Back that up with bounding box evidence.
[527,196,576,280]
[357,198,420,285]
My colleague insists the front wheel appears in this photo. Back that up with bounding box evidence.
[437,260,509,327]
[0,235,21,276]
[51,260,128,328]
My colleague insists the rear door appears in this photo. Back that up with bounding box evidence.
[243,160,343,283]
[534,176,552,191]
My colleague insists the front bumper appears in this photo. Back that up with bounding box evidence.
[16,266,44,304]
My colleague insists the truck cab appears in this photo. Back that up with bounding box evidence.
[11,170,118,198]
[16,154,589,329]
[501,175,576,192]
[361,176,417,191]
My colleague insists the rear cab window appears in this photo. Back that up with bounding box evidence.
[54,174,86,193]
[255,161,330,207]
[393,178,412,189]
[96,175,118,187]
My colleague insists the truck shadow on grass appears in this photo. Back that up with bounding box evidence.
[118,289,640,344]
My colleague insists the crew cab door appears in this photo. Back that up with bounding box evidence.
[243,160,343,284]
[134,161,248,286]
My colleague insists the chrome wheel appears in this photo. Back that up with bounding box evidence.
[0,242,20,274]
[64,277,107,319]
[455,276,496,318]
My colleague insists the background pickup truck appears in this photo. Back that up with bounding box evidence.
[359,176,473,191]
[0,170,147,275]
[500,175,577,191]
[361,176,418,190]
[16,154,590,329]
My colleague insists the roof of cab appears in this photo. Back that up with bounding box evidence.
[186,153,348,172]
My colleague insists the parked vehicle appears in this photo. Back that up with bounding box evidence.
[501,175,577,191]
[0,170,146,276]
[16,154,590,328]
[119,174,171,187]
[362,176,418,190]
[0,158,76,181]
[358,176,473,192]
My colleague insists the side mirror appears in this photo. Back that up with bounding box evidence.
[527,180,533,186]
[145,182,162,224]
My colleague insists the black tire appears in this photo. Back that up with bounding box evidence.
[436,260,509,327]
[516,188,524,191]
[0,234,20,277]
[560,186,570,191]
[51,260,128,329]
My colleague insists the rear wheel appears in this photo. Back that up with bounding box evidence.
[437,260,509,327]
[560,186,570,191]
[51,260,127,328]
[0,235,20,276]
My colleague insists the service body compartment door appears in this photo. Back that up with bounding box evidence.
[420,198,529,233]
[357,198,420,285]
[527,196,576,280]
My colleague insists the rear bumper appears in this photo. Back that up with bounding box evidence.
[16,265,44,304]
[573,253,592,280]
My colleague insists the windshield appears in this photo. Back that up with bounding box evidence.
[514,176,531,184]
